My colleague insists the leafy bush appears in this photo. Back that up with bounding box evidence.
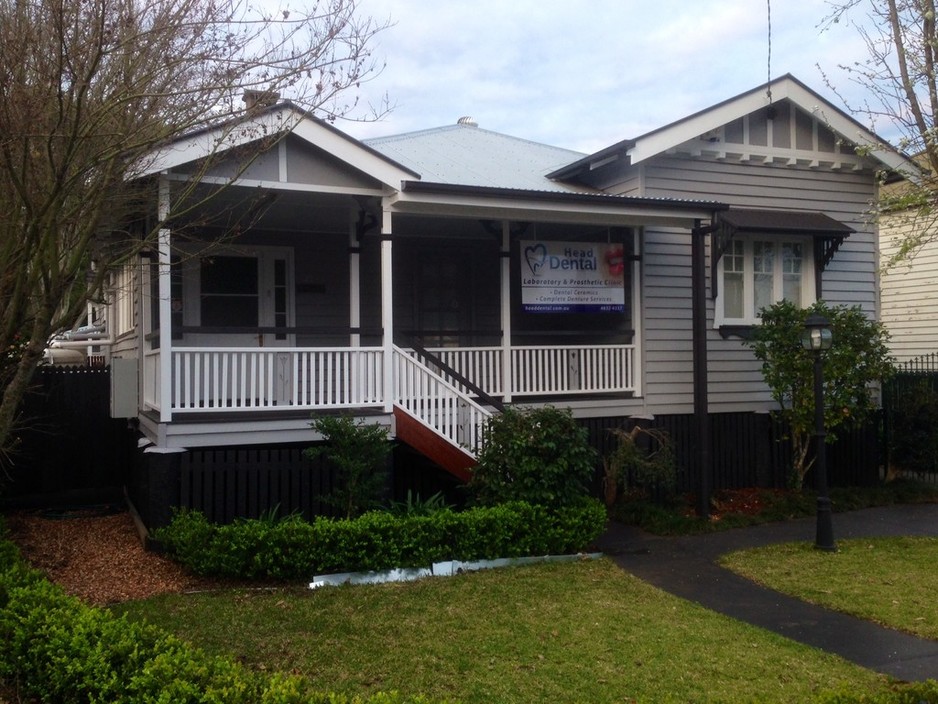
[389,490,453,516]
[305,415,392,518]
[0,527,446,703]
[746,300,893,488]
[468,406,597,507]
[603,425,677,505]
[156,499,607,579]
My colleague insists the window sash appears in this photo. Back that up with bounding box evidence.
[717,237,812,324]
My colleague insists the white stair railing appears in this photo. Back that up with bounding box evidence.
[393,345,493,458]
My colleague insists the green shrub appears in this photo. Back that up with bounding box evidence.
[468,406,597,507]
[157,499,607,579]
[814,680,938,703]
[305,415,392,519]
[0,528,448,703]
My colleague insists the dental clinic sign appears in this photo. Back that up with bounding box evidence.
[520,240,625,313]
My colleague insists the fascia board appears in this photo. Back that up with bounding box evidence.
[289,119,417,189]
[389,190,715,228]
[628,91,771,165]
[627,77,915,177]
[128,108,298,179]
[129,107,417,189]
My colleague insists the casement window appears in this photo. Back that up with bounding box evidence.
[714,209,854,330]
[716,236,816,326]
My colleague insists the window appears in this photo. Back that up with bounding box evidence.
[199,256,259,327]
[716,237,814,325]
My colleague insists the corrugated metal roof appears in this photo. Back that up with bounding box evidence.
[365,123,590,193]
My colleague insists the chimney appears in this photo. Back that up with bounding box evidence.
[243,90,280,110]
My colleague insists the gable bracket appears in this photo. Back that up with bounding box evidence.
[814,233,847,299]
[356,207,379,241]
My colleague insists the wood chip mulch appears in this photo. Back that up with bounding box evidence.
[3,507,218,606]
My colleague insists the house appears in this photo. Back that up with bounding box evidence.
[103,75,910,527]
[878,165,938,363]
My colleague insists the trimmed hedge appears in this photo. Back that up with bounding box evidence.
[0,520,442,703]
[155,499,609,579]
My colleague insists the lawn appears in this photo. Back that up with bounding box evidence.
[721,536,938,640]
[113,557,894,704]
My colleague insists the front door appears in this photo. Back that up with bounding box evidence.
[181,245,295,405]
[182,245,294,347]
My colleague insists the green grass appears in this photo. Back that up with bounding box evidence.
[721,536,938,640]
[113,558,894,704]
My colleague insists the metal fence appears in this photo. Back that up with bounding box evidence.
[882,353,938,480]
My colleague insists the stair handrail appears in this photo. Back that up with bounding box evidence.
[400,337,505,413]
[392,345,494,457]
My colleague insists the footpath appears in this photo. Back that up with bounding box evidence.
[596,503,938,681]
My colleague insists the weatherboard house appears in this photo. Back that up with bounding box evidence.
[108,75,909,527]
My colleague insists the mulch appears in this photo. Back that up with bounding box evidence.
[2,507,214,606]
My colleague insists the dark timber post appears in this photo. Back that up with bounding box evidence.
[692,220,714,519]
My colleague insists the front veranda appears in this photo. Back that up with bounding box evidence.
[139,183,712,458]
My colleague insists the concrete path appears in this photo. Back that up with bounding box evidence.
[595,503,938,681]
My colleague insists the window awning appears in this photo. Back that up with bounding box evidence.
[712,208,855,299]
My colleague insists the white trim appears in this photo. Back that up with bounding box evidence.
[132,106,416,189]
[381,205,394,413]
[161,171,389,198]
[626,76,913,177]
[714,235,817,327]
[387,190,714,228]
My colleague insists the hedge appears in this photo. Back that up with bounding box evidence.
[0,518,443,704]
[154,499,609,580]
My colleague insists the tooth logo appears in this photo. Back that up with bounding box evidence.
[524,244,547,275]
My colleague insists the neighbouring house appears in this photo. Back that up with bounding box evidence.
[90,74,910,528]
[879,164,938,363]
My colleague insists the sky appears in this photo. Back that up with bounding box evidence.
[335,0,882,155]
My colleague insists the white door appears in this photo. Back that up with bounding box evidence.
[181,245,295,405]
[182,246,294,346]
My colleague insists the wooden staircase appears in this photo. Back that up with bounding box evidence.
[392,345,498,480]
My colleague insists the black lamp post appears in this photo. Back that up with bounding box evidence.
[800,313,836,552]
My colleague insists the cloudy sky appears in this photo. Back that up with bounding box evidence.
[336,0,882,154]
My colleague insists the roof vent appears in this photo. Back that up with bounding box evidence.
[457,116,478,127]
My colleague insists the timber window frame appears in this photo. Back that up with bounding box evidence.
[712,208,854,331]
[715,235,816,326]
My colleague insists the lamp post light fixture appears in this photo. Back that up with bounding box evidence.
[800,312,836,552]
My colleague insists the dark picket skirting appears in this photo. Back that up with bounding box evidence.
[1,366,135,509]
[579,410,880,494]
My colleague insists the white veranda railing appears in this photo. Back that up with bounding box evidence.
[421,344,634,397]
[165,347,385,412]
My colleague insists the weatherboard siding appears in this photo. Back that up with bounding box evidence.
[880,214,938,361]
[612,156,879,414]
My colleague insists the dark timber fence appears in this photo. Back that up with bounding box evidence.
[1,366,135,508]
[580,410,880,494]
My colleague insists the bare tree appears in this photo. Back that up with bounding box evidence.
[821,0,938,265]
[0,0,388,468]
